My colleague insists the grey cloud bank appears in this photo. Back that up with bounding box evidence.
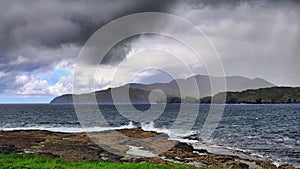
[175,0,300,86]
[0,0,299,101]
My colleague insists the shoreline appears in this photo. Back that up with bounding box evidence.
[0,128,297,169]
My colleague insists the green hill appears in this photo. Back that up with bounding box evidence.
[201,87,300,104]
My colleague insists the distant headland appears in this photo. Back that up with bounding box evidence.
[50,75,289,104]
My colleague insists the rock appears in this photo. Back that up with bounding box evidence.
[255,160,278,169]
[224,161,249,169]
[238,162,250,169]
[37,152,60,158]
[225,161,240,169]
[279,164,296,169]
[133,157,167,164]
[183,134,199,140]
[173,142,210,154]
[186,161,207,167]
[160,146,197,159]
[195,149,209,154]
[0,144,21,154]
[116,128,159,138]
[215,156,235,163]
[101,157,109,161]
[119,157,130,162]
[174,142,195,152]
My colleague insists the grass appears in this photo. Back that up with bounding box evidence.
[0,153,203,169]
[30,145,42,149]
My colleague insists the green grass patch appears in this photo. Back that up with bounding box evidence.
[0,153,204,169]
[30,145,42,149]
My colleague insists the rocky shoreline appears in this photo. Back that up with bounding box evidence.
[0,128,296,169]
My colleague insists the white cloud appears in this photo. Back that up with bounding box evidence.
[11,55,28,65]
[0,72,8,79]
[13,75,49,95]
[10,59,75,96]
[12,75,71,96]
[48,76,72,95]
[15,75,29,84]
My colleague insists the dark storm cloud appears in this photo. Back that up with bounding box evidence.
[2,0,292,67]
[0,0,183,74]
[101,38,133,65]
[0,0,183,92]
[0,0,178,51]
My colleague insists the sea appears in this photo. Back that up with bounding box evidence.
[0,104,299,167]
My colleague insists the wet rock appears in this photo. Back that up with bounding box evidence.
[255,160,278,169]
[116,128,159,138]
[119,157,130,162]
[183,134,199,140]
[238,162,250,169]
[0,144,21,154]
[186,161,207,167]
[160,146,198,159]
[225,161,240,169]
[37,152,60,158]
[223,161,249,169]
[131,157,167,164]
[174,142,195,152]
[279,164,296,169]
[215,156,235,163]
[195,149,209,154]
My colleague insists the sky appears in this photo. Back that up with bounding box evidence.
[0,0,300,103]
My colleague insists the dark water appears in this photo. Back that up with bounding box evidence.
[0,104,299,167]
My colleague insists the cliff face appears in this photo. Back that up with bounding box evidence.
[50,75,275,104]
[201,87,300,104]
